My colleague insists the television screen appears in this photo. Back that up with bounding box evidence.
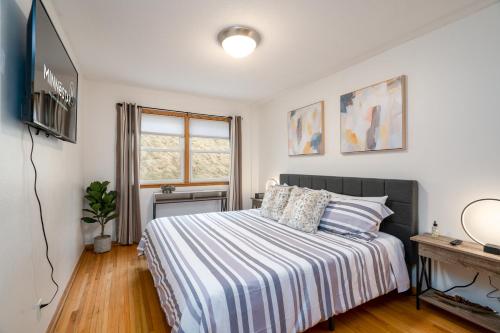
[24,0,78,143]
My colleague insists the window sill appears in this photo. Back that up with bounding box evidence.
[140,181,229,189]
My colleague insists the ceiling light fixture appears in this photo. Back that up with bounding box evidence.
[217,26,261,58]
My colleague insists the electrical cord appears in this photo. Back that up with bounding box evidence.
[430,272,500,303]
[442,272,479,293]
[28,125,59,309]
[487,276,500,302]
[428,272,479,295]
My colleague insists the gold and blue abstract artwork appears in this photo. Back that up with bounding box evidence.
[340,76,406,153]
[288,101,324,156]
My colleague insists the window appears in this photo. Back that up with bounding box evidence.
[190,119,230,182]
[140,114,185,184]
[140,109,231,187]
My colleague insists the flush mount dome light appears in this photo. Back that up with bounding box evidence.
[217,26,261,58]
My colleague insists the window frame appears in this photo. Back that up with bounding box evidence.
[140,108,231,188]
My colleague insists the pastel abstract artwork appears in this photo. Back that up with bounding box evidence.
[340,76,406,153]
[288,101,324,156]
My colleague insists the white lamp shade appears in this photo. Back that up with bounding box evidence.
[461,199,500,245]
[265,178,278,191]
[222,35,257,58]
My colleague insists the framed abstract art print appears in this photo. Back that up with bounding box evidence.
[340,75,406,153]
[288,101,324,156]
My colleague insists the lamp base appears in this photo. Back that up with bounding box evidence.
[484,243,500,255]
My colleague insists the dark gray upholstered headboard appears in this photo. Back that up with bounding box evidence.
[280,174,419,267]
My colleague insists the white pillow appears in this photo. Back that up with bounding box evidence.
[319,199,394,236]
[328,192,388,204]
[260,185,294,220]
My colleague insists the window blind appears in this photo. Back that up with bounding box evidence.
[141,113,184,136]
[190,118,229,138]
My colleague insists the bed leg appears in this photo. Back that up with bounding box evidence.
[328,317,335,331]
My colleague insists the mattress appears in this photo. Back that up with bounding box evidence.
[138,209,409,333]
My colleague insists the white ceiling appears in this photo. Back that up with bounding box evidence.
[52,0,496,102]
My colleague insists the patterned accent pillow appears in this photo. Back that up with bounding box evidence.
[278,187,309,226]
[319,199,394,240]
[260,185,294,220]
[279,189,331,233]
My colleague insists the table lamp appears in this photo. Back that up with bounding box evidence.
[461,198,500,255]
[265,178,279,191]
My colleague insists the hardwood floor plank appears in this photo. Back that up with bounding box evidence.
[50,246,490,333]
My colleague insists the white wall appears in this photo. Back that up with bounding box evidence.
[82,80,256,243]
[0,0,85,332]
[255,4,500,310]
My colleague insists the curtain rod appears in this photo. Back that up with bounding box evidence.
[117,103,234,120]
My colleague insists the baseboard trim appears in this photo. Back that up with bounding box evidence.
[46,247,87,333]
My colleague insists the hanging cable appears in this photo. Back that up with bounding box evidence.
[28,125,59,309]
[486,276,500,302]
[430,272,480,294]
[442,272,479,293]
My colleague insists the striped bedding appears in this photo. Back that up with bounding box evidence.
[138,209,409,333]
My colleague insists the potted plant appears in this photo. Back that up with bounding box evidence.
[81,181,118,253]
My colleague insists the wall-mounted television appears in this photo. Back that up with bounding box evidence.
[24,0,78,143]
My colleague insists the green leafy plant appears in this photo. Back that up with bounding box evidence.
[81,181,118,237]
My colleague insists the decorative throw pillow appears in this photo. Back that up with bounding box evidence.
[260,186,277,216]
[319,199,394,240]
[278,187,309,226]
[280,189,331,233]
[328,192,388,204]
[260,185,294,220]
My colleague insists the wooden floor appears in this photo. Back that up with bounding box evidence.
[51,245,489,333]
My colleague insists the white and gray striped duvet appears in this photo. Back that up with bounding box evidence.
[138,209,409,333]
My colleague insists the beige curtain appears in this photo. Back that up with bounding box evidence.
[228,116,242,210]
[116,103,142,244]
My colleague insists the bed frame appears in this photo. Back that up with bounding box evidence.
[280,174,419,330]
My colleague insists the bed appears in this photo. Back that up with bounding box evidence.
[138,174,419,333]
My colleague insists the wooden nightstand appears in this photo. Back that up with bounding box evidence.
[251,198,263,209]
[411,233,500,332]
